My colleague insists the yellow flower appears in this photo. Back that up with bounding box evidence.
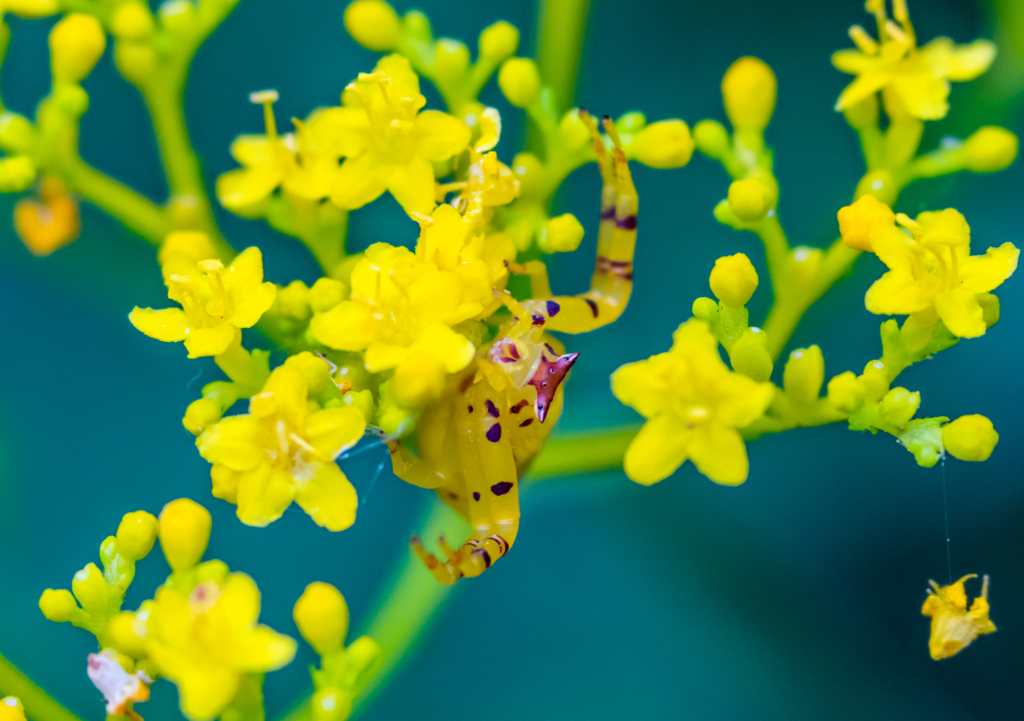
[129,247,277,358]
[312,54,470,216]
[14,176,79,256]
[196,357,366,531]
[612,319,774,486]
[310,204,513,406]
[832,0,995,120]
[838,198,1019,338]
[142,572,296,720]
[921,574,996,660]
[216,91,340,211]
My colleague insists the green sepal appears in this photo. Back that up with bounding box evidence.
[898,417,949,468]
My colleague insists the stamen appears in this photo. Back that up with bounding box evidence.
[948,245,959,289]
[849,25,879,54]
[249,89,280,141]
[892,0,908,23]
[276,419,289,454]
[895,212,921,233]
[885,20,907,44]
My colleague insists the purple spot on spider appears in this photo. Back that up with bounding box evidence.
[467,405,474,413]
[509,400,529,414]
[616,214,638,230]
[519,418,533,427]
[486,423,502,442]
[485,399,499,417]
[584,299,599,317]
[600,206,616,220]
[531,314,545,326]
[490,481,513,496]
[546,300,560,317]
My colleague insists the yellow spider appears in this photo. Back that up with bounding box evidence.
[387,112,639,584]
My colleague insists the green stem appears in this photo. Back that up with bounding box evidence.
[61,159,169,244]
[529,426,639,479]
[755,214,790,289]
[141,77,232,259]
[0,651,84,721]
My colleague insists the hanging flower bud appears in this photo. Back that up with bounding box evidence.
[942,415,998,461]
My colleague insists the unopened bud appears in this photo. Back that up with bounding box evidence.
[709,253,758,307]
[114,42,156,85]
[294,582,349,656]
[837,193,895,252]
[4,0,58,18]
[727,177,771,222]
[0,157,37,193]
[728,327,772,382]
[693,119,730,160]
[309,277,346,313]
[344,0,400,51]
[0,112,36,154]
[963,126,1018,173]
[112,3,155,39]
[183,398,221,435]
[853,169,896,204]
[39,588,78,622]
[632,120,694,169]
[511,152,546,198]
[433,38,469,84]
[722,56,777,132]
[498,58,540,108]
[783,345,824,405]
[71,563,108,613]
[158,498,211,571]
[877,387,920,428]
[827,371,866,413]
[116,511,159,561]
[558,109,590,152]
[942,414,998,462]
[158,230,217,265]
[478,21,519,63]
[311,688,351,721]
[157,0,197,35]
[49,14,106,84]
[842,94,879,131]
[538,213,584,253]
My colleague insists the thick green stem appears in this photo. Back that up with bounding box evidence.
[61,159,169,244]
[529,427,639,479]
[0,651,84,721]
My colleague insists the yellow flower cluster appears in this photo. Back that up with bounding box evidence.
[839,195,1018,339]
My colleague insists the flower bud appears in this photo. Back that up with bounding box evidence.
[783,246,823,287]
[158,498,211,572]
[538,213,584,253]
[71,563,108,612]
[632,120,694,169]
[294,582,349,656]
[116,511,159,561]
[276,280,312,319]
[310,278,347,313]
[39,588,78,622]
[311,688,351,721]
[853,169,896,205]
[183,397,221,435]
[0,112,36,154]
[112,3,155,39]
[963,126,1018,173]
[158,230,217,265]
[877,387,920,428]
[114,42,156,85]
[107,611,147,658]
[498,58,540,108]
[4,0,57,18]
[709,253,758,308]
[558,109,590,152]
[722,56,776,132]
[826,371,866,413]
[691,296,718,324]
[942,415,998,462]
[478,21,519,63]
[727,177,771,222]
[842,94,878,131]
[837,193,895,252]
[0,157,37,193]
[693,119,730,160]
[511,152,546,198]
[343,0,401,51]
[157,0,197,35]
[616,111,646,136]
[783,345,824,405]
[0,697,26,721]
[728,327,772,382]
[433,38,470,84]
[49,14,106,85]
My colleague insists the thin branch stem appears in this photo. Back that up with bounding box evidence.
[61,159,169,244]
[0,650,84,721]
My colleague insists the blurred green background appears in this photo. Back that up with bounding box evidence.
[1,0,1022,719]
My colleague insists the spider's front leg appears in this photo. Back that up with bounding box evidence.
[411,383,520,584]
[516,110,639,334]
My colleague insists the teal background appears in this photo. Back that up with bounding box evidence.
[1,0,1022,719]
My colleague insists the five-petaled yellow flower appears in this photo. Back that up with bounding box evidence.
[313,54,470,216]
[838,196,1019,338]
[216,91,340,212]
[311,204,513,406]
[142,571,296,720]
[832,0,995,119]
[921,574,996,660]
[197,356,366,530]
[612,319,774,486]
[130,247,277,358]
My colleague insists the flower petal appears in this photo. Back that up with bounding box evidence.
[184,323,239,358]
[892,72,950,120]
[415,110,470,161]
[415,324,475,372]
[294,462,358,532]
[306,107,370,158]
[216,572,261,628]
[197,416,266,471]
[235,465,296,527]
[687,424,749,486]
[330,153,391,210]
[229,626,297,672]
[310,302,375,351]
[306,406,366,460]
[216,168,282,210]
[958,242,1019,293]
[229,135,274,166]
[173,667,240,721]
[622,414,691,486]
[865,270,932,315]
[610,353,675,419]
[831,49,880,75]
[835,71,891,111]
[934,288,986,338]
[386,155,436,217]
[129,307,190,342]
[924,37,996,81]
